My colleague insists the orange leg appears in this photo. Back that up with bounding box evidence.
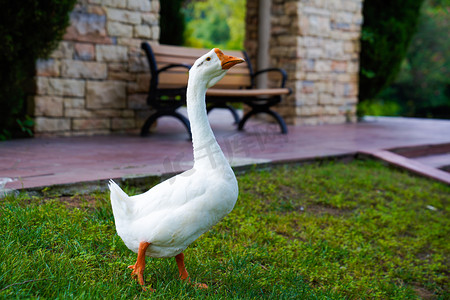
[175,252,208,289]
[128,241,153,291]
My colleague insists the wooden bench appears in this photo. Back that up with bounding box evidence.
[140,42,291,137]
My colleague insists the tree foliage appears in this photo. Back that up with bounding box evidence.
[381,0,450,118]
[359,0,424,103]
[0,0,77,139]
[183,0,246,50]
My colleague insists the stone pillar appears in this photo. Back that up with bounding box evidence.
[30,0,160,136]
[246,0,363,125]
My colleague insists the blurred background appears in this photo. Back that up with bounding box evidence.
[161,0,449,119]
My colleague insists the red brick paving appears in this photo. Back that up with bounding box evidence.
[1,112,449,191]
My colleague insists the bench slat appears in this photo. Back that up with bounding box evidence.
[157,72,252,88]
[207,88,290,97]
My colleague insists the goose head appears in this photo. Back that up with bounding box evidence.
[190,48,245,88]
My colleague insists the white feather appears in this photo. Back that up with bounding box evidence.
[109,48,240,258]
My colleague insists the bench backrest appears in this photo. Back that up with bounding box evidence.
[145,43,253,90]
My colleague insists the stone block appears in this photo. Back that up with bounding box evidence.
[301,80,315,94]
[296,105,322,117]
[344,41,360,53]
[110,71,135,81]
[34,96,64,117]
[107,21,133,37]
[106,8,141,25]
[151,26,160,40]
[117,37,143,49]
[127,93,148,109]
[341,0,363,12]
[86,81,126,109]
[112,118,136,130]
[50,42,74,59]
[318,93,333,105]
[134,25,152,39]
[324,40,344,59]
[305,47,322,59]
[303,6,330,17]
[334,82,358,97]
[333,83,346,96]
[314,60,331,72]
[64,98,85,109]
[331,60,347,73]
[305,73,320,81]
[37,77,85,97]
[128,0,152,11]
[108,63,128,72]
[61,60,107,79]
[135,109,153,127]
[65,108,95,118]
[34,117,70,132]
[96,45,128,62]
[136,73,150,91]
[141,13,159,26]
[122,110,135,117]
[74,43,95,60]
[72,118,110,130]
[284,1,299,16]
[36,59,60,77]
[332,11,354,24]
[87,5,106,15]
[102,0,127,8]
[128,55,149,73]
[64,12,112,44]
[323,0,342,10]
[323,105,339,115]
[151,0,160,13]
[306,15,330,37]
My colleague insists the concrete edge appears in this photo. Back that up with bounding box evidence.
[358,150,450,185]
[2,148,448,198]
[1,153,358,198]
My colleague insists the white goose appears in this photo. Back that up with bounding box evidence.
[109,48,243,291]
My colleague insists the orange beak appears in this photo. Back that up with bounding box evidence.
[214,48,245,70]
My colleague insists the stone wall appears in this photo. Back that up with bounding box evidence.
[30,0,160,136]
[246,0,363,125]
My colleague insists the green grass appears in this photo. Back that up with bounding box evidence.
[0,160,448,299]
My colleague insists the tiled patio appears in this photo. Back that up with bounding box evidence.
[1,110,449,192]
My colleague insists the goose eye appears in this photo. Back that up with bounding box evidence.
[206,57,211,61]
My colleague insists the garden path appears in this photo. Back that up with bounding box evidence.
[1,110,449,192]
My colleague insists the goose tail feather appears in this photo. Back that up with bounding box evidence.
[109,179,133,220]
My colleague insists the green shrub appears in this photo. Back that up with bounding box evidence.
[359,0,424,104]
[0,0,77,139]
[183,0,246,50]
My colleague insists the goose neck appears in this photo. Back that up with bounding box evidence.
[187,75,227,169]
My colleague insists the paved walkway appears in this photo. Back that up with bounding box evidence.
[1,111,449,192]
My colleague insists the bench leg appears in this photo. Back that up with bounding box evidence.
[238,110,256,131]
[172,112,192,139]
[207,104,240,124]
[239,108,288,134]
[140,111,192,139]
[141,112,162,136]
[264,109,288,134]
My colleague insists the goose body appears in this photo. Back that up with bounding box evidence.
[109,48,243,290]
[109,163,237,258]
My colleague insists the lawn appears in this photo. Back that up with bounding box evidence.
[0,160,448,299]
